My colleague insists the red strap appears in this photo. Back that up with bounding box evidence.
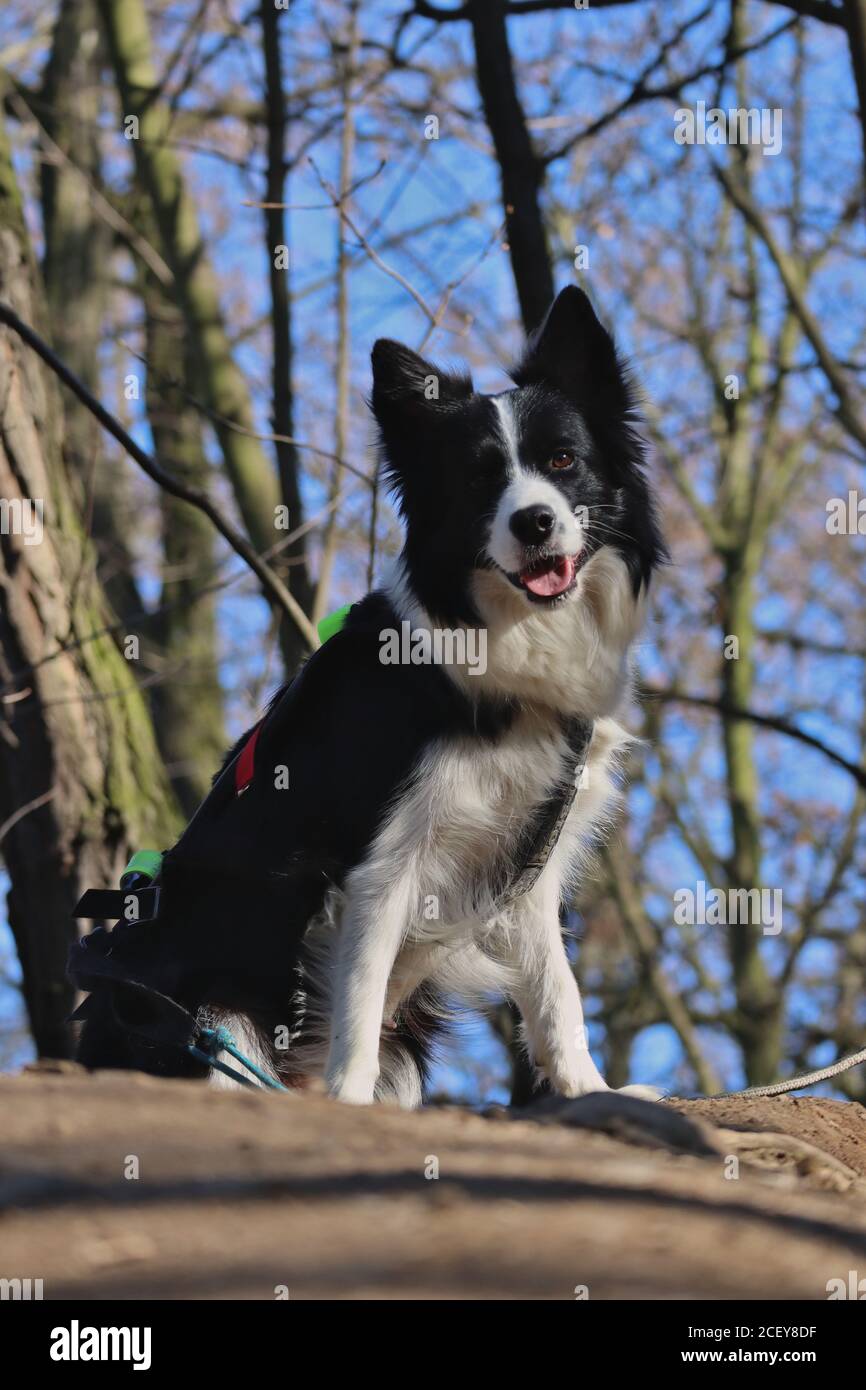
[234,723,263,795]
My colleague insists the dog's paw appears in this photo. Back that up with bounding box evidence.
[328,1084,374,1105]
[615,1083,664,1102]
[326,1071,378,1106]
[554,1076,609,1099]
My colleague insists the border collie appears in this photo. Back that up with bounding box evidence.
[75,286,665,1106]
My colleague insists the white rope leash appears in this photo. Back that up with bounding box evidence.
[714,1045,866,1099]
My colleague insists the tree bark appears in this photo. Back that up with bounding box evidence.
[142,282,227,817]
[0,103,181,1057]
[39,0,141,628]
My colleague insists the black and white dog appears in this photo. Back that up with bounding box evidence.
[75,286,664,1106]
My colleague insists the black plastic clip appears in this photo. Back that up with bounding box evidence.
[72,886,161,923]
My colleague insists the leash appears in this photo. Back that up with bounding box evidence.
[492,716,594,912]
[189,1024,289,1092]
[71,972,291,1093]
[712,1047,866,1099]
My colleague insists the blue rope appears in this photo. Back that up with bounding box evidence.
[190,1026,289,1092]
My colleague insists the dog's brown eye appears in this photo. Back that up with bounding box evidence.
[550,450,574,469]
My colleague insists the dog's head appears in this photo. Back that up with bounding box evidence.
[371,286,664,625]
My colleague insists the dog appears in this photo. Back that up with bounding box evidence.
[74,285,664,1107]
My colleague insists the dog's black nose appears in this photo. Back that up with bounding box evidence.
[509,505,556,545]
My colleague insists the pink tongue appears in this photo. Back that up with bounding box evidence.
[521,554,575,597]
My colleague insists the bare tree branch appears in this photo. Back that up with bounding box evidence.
[713,161,866,454]
[0,789,56,846]
[641,683,866,790]
[309,155,439,325]
[543,16,797,166]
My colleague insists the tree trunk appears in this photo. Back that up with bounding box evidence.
[97,0,313,671]
[716,3,782,1086]
[142,278,226,816]
[39,0,141,628]
[260,0,314,668]
[844,0,866,209]
[313,1,359,625]
[0,103,181,1057]
[40,3,226,816]
[720,548,782,1083]
[466,0,555,333]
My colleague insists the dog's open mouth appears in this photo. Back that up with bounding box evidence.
[517,552,582,603]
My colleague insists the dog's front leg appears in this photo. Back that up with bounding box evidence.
[506,875,610,1098]
[325,876,410,1105]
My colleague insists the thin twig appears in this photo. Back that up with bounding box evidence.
[117,336,376,490]
[0,789,56,846]
[415,216,506,354]
[309,154,438,325]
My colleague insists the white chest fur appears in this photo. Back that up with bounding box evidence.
[346,708,631,936]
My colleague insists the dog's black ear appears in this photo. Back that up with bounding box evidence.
[370,340,472,425]
[513,286,631,417]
